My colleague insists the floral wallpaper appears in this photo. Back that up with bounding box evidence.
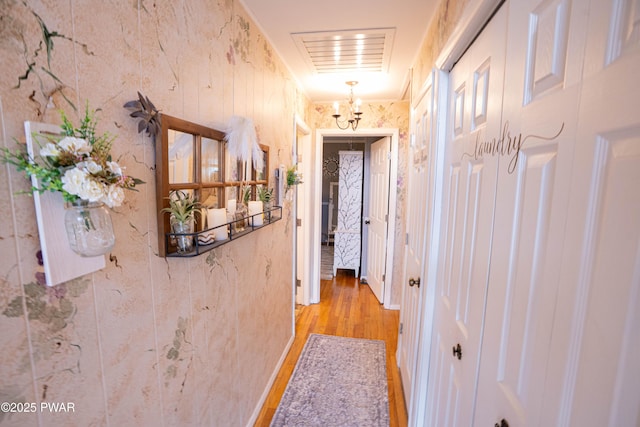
[0,0,306,425]
[411,0,472,101]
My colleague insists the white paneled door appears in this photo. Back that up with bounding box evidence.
[366,137,391,303]
[420,0,640,425]
[399,80,433,410]
[541,0,640,424]
[426,6,507,426]
[473,0,588,424]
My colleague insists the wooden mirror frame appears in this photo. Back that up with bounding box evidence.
[156,114,269,256]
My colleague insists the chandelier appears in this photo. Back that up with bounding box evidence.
[332,81,363,131]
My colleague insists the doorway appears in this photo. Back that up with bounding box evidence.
[294,115,311,308]
[308,128,399,308]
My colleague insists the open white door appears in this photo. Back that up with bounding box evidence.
[295,116,311,305]
[366,136,391,304]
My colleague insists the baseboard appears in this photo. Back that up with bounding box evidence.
[387,303,401,310]
[246,333,295,426]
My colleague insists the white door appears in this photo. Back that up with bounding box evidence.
[426,6,507,426]
[399,81,433,413]
[296,123,311,305]
[472,0,589,424]
[366,137,391,303]
[542,0,640,424]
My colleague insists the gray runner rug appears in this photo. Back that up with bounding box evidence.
[270,333,390,427]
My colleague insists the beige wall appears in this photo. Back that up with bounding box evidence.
[0,1,306,425]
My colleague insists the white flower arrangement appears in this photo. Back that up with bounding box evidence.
[1,105,143,208]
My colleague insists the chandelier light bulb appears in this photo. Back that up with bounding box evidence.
[332,81,363,131]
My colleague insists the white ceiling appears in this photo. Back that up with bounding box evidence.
[240,0,439,103]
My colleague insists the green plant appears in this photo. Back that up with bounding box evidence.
[161,190,200,225]
[286,165,302,187]
[257,186,274,203]
[241,185,252,204]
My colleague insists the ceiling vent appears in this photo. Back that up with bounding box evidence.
[292,28,395,74]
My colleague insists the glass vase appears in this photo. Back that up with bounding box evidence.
[171,220,194,254]
[263,200,274,221]
[234,204,248,232]
[64,200,115,257]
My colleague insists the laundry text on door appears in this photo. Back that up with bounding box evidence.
[462,121,565,173]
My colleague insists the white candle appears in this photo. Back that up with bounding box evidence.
[248,201,263,226]
[227,199,236,214]
[208,208,228,241]
[333,101,339,115]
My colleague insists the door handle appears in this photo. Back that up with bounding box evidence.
[494,419,509,427]
[364,219,371,224]
[408,277,420,287]
[452,343,462,360]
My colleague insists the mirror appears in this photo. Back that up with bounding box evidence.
[167,129,195,184]
[201,136,220,183]
[156,114,269,256]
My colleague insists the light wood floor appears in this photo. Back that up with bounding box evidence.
[254,270,408,426]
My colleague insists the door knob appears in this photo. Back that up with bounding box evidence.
[364,219,371,224]
[494,419,509,427]
[408,277,421,287]
[452,343,462,360]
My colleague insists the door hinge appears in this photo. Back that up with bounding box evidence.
[296,279,301,287]
[385,214,388,222]
[296,218,302,226]
[399,323,403,334]
[382,274,385,282]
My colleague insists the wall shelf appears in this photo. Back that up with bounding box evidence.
[164,206,282,257]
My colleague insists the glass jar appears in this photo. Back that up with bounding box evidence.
[64,201,115,257]
[171,219,194,254]
[263,200,274,221]
[234,203,248,232]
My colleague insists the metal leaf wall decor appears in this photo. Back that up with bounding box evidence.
[123,92,161,138]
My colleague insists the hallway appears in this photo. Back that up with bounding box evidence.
[255,272,408,426]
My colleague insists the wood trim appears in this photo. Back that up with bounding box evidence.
[157,114,226,257]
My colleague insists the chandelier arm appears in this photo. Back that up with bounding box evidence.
[333,114,350,130]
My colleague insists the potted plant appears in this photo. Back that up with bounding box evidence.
[241,184,252,205]
[233,184,252,231]
[161,190,200,253]
[257,186,274,221]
